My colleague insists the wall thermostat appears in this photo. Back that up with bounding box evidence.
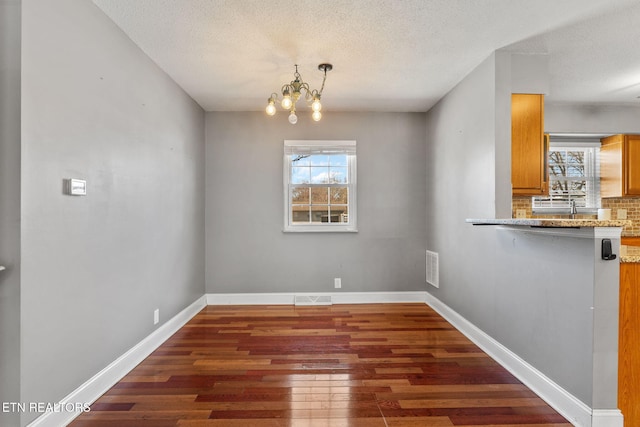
[65,179,87,196]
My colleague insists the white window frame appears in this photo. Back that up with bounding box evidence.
[283,140,357,233]
[532,141,601,214]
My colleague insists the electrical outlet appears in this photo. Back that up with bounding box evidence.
[334,278,341,289]
[154,309,159,325]
[515,209,527,219]
[617,209,627,220]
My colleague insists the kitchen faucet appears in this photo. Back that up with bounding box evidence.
[570,200,577,219]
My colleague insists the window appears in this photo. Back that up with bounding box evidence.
[284,140,357,232]
[532,141,601,213]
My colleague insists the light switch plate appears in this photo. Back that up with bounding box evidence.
[617,209,627,220]
[516,209,527,218]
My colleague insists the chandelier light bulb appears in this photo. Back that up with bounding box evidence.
[281,95,292,110]
[265,101,276,116]
[288,112,298,124]
[312,110,322,122]
[311,97,322,112]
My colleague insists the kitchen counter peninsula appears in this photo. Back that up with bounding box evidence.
[461,216,624,425]
[466,218,631,228]
[621,245,640,263]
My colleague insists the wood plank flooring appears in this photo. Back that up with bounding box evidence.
[69,304,572,426]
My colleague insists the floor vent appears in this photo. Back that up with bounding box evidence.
[294,295,333,306]
[426,250,439,288]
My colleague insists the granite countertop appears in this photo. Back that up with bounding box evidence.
[621,245,640,263]
[466,218,632,228]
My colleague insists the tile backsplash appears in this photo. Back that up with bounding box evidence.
[512,196,640,236]
[602,198,640,236]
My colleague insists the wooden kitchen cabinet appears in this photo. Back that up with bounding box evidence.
[512,94,547,195]
[619,261,640,426]
[601,134,640,197]
[622,237,640,246]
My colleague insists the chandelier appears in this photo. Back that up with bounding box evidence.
[265,63,333,124]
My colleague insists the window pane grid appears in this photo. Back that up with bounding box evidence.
[284,141,356,231]
[533,145,600,211]
[548,148,594,199]
[289,185,351,224]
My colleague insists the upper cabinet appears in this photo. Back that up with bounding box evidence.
[601,134,640,198]
[511,94,547,195]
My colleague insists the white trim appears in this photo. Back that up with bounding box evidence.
[594,227,623,239]
[333,291,427,304]
[206,291,428,306]
[27,296,207,427]
[497,225,622,240]
[283,140,357,233]
[284,139,356,148]
[283,225,358,233]
[425,292,594,427]
[549,141,602,148]
[497,225,594,239]
[208,292,294,305]
[592,409,624,427]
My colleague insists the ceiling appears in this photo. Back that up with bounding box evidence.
[92,0,640,113]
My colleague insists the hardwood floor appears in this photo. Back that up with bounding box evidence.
[69,304,572,426]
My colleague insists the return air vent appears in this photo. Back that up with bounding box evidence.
[294,295,332,306]
[426,250,439,288]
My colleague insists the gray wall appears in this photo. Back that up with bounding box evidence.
[0,2,22,427]
[546,103,640,134]
[425,53,602,406]
[205,112,426,294]
[426,53,503,319]
[20,0,205,424]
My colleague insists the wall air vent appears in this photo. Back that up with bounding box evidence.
[294,295,332,306]
[426,250,439,288]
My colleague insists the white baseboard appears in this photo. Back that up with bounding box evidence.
[27,295,207,427]
[206,291,428,305]
[592,410,624,427]
[425,292,599,427]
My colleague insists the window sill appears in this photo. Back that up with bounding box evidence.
[283,226,358,233]
[532,207,600,215]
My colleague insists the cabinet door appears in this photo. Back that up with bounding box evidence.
[512,94,546,195]
[601,134,623,198]
[625,135,640,195]
[619,263,640,427]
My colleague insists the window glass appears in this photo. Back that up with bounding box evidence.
[284,141,357,232]
[532,142,600,212]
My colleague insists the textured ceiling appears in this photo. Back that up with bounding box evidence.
[92,0,640,112]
